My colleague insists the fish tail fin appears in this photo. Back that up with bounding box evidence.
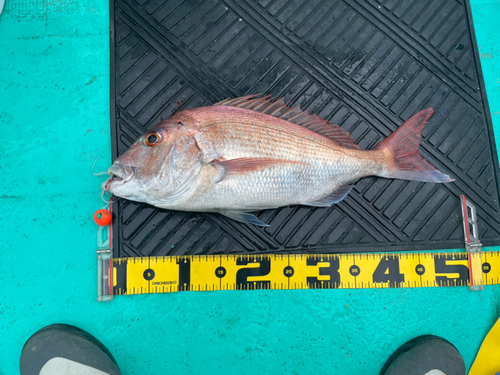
[373,108,453,183]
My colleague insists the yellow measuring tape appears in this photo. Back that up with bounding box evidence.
[109,251,497,295]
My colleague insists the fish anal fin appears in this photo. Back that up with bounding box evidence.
[215,95,359,150]
[303,185,353,207]
[211,158,304,183]
[220,210,269,227]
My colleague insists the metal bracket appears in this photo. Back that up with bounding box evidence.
[97,249,114,301]
[460,195,484,291]
[97,203,114,301]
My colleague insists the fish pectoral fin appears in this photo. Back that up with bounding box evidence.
[210,158,304,183]
[303,185,353,207]
[220,210,270,227]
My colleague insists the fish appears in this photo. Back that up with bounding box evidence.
[102,95,453,226]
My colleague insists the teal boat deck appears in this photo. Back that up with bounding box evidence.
[1,0,500,373]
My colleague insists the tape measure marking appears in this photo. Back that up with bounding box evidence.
[111,252,499,295]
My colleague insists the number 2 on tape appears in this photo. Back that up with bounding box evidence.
[236,258,271,290]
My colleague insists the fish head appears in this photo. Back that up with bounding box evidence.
[102,113,198,204]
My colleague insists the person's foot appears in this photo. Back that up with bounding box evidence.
[20,324,121,375]
[380,335,465,375]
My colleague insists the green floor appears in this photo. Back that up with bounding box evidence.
[1,0,500,374]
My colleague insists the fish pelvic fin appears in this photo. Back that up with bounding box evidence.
[374,108,454,183]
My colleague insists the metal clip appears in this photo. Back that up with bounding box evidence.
[460,195,484,291]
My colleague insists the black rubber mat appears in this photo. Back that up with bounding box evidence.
[109,0,500,256]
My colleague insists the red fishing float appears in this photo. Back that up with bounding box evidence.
[94,209,112,226]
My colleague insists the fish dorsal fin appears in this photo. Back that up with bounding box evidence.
[215,95,359,150]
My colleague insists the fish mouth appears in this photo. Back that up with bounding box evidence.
[102,163,137,191]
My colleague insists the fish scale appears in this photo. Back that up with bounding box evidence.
[165,109,380,210]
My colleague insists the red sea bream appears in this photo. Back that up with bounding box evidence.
[103,96,453,226]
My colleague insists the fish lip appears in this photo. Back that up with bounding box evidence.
[106,163,137,185]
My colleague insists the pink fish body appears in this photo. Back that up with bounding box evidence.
[103,96,452,226]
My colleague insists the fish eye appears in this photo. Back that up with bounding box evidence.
[144,131,162,147]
